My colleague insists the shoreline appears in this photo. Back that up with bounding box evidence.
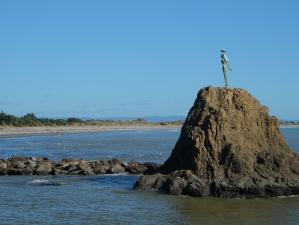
[280,125,299,128]
[0,124,298,138]
[0,124,181,137]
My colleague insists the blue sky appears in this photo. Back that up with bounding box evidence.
[0,0,298,119]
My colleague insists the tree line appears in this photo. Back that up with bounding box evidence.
[0,112,84,127]
[0,112,183,127]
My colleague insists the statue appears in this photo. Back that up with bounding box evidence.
[221,50,232,87]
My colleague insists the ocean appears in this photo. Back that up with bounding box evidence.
[0,128,298,225]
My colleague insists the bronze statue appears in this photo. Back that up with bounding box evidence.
[221,50,232,87]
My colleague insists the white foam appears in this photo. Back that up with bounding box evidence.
[28,179,50,184]
[101,172,129,176]
[168,129,180,132]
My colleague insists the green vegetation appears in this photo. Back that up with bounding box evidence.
[0,112,183,127]
[1,112,298,128]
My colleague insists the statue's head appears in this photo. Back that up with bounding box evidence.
[221,50,226,53]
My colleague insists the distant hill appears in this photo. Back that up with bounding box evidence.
[79,116,185,122]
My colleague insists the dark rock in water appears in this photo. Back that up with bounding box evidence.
[134,87,299,198]
[134,173,167,190]
[126,161,148,174]
[7,168,23,175]
[143,162,162,175]
[0,157,153,176]
[126,161,162,175]
[21,166,33,176]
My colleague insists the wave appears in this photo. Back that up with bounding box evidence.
[167,129,180,132]
[101,172,129,176]
[28,179,64,186]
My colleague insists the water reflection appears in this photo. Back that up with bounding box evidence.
[174,196,299,225]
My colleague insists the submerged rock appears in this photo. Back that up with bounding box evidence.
[134,86,299,198]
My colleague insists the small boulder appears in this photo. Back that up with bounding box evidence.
[78,161,94,175]
[134,173,167,190]
[107,164,125,174]
[91,160,110,174]
[126,161,148,174]
[143,162,162,175]
[25,159,37,170]
[35,161,53,175]
[21,166,33,176]
[0,161,8,175]
[165,177,188,195]
[107,159,125,174]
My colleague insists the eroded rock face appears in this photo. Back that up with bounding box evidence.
[134,87,299,198]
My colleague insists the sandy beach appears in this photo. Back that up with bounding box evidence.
[0,124,297,137]
[0,124,181,137]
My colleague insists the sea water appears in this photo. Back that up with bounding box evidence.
[0,128,298,225]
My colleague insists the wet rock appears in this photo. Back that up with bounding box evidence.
[21,166,33,176]
[165,176,188,195]
[135,87,299,198]
[134,173,167,190]
[186,181,209,197]
[143,162,162,175]
[7,168,23,175]
[126,161,148,174]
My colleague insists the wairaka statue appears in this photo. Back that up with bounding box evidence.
[221,50,232,87]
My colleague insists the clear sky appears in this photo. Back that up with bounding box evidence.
[0,0,298,119]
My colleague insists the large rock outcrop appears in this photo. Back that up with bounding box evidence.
[134,87,299,198]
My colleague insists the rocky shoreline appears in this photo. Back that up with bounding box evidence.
[0,156,160,176]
